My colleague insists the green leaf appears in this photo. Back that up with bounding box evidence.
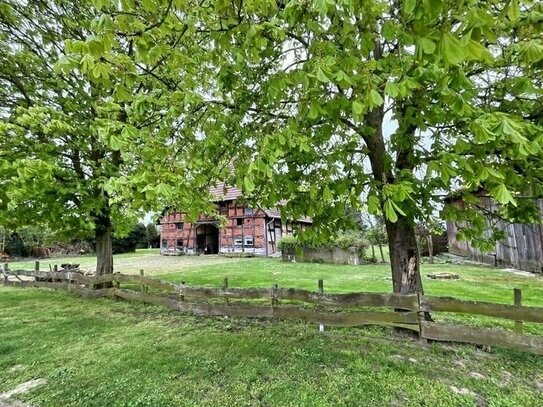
[142,0,155,12]
[367,195,380,214]
[54,56,73,74]
[113,85,132,102]
[92,62,110,80]
[465,40,493,62]
[109,134,122,151]
[440,33,466,65]
[368,89,384,108]
[308,100,320,119]
[420,38,436,54]
[86,36,105,58]
[316,67,329,83]
[323,185,333,202]
[243,176,255,193]
[352,100,364,116]
[491,184,517,206]
[383,199,398,223]
[381,20,396,41]
[403,0,417,16]
[384,82,399,98]
[508,0,520,22]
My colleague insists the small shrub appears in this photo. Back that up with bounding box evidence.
[277,235,299,253]
[278,233,367,258]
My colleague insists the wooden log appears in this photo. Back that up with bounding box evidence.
[179,286,270,300]
[276,289,419,310]
[422,295,543,324]
[420,322,543,355]
[114,288,180,309]
[113,274,176,291]
[180,302,274,318]
[91,274,117,286]
[74,287,115,299]
[0,280,114,300]
[6,270,92,284]
[514,288,523,334]
[274,307,419,329]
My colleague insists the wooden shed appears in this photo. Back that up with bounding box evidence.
[446,196,543,273]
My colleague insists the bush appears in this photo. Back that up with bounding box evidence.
[278,234,367,256]
[277,236,300,253]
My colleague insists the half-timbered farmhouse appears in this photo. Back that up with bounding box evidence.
[160,183,311,256]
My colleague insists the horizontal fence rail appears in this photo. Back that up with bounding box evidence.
[2,262,543,355]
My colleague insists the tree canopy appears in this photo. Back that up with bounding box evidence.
[0,0,229,274]
[1,0,542,294]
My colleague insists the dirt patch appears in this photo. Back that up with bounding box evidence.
[469,372,486,380]
[0,400,34,407]
[0,379,46,407]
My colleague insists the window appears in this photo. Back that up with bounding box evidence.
[219,201,228,211]
[161,239,168,248]
[176,222,184,230]
[176,239,183,247]
[236,218,243,226]
[244,207,253,215]
[233,237,253,247]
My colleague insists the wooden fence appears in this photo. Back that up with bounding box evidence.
[2,262,543,355]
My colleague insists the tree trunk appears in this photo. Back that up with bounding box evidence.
[428,235,434,264]
[378,242,385,263]
[95,216,113,276]
[385,217,424,295]
[371,244,376,262]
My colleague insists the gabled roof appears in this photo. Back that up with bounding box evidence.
[209,182,312,223]
[209,182,243,201]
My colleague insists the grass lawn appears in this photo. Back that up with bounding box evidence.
[3,251,543,406]
[1,287,543,407]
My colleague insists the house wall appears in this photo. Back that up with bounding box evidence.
[446,198,543,273]
[160,201,297,256]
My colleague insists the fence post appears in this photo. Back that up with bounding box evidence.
[417,293,428,345]
[514,288,523,334]
[180,281,185,303]
[35,261,40,272]
[271,284,278,317]
[318,279,325,333]
[139,269,145,294]
[223,277,229,306]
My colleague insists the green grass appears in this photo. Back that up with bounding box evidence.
[3,252,543,405]
[1,287,543,407]
[365,244,390,262]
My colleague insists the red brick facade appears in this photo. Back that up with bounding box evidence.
[160,201,304,256]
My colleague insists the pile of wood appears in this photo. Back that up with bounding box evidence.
[427,272,460,280]
[36,264,83,282]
